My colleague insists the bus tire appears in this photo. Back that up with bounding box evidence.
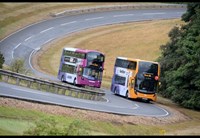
[61,75,65,82]
[73,78,77,86]
[114,88,117,95]
[126,91,129,99]
[146,99,150,103]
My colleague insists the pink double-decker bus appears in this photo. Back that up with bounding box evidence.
[58,47,105,88]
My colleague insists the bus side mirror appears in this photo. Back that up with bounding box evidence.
[130,77,135,88]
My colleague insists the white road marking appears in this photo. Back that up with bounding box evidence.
[12,43,21,59]
[142,12,165,15]
[151,104,169,117]
[60,21,77,26]
[113,14,134,17]
[40,27,54,33]
[35,47,40,51]
[14,43,21,50]
[85,17,104,21]
[43,38,53,45]
[135,104,139,108]
[24,36,33,41]
[29,49,36,71]
[28,38,53,73]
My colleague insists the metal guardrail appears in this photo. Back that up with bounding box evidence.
[51,4,187,17]
[0,69,105,101]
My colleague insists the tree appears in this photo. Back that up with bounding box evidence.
[9,58,31,75]
[158,3,200,110]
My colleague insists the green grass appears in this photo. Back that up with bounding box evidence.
[0,103,200,135]
[0,105,161,135]
[0,128,16,136]
[0,106,40,135]
[0,106,82,135]
[0,118,33,135]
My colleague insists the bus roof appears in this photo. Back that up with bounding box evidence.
[116,56,159,64]
[63,47,104,55]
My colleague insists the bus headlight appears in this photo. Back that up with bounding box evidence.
[155,76,159,81]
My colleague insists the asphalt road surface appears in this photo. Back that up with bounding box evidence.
[0,6,186,117]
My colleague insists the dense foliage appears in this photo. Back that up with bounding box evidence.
[158,3,200,110]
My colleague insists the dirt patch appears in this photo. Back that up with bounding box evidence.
[0,97,190,126]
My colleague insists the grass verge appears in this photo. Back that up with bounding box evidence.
[0,97,200,135]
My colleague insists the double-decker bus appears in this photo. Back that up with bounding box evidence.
[58,47,105,88]
[110,57,160,102]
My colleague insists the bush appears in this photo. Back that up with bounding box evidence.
[24,116,89,136]
[9,58,31,75]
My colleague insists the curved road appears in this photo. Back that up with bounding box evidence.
[0,7,186,117]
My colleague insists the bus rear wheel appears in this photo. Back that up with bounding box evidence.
[114,88,117,95]
[126,91,129,99]
[73,78,77,86]
[61,75,65,82]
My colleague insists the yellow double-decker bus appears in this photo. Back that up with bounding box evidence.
[110,57,160,102]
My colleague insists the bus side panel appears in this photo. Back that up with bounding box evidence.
[119,85,128,97]
[111,67,129,97]
[129,91,138,99]
[78,77,101,88]
[65,74,76,83]
[111,78,129,97]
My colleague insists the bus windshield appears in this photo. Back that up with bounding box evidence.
[83,67,102,81]
[86,52,105,67]
[135,61,159,93]
[138,61,158,76]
